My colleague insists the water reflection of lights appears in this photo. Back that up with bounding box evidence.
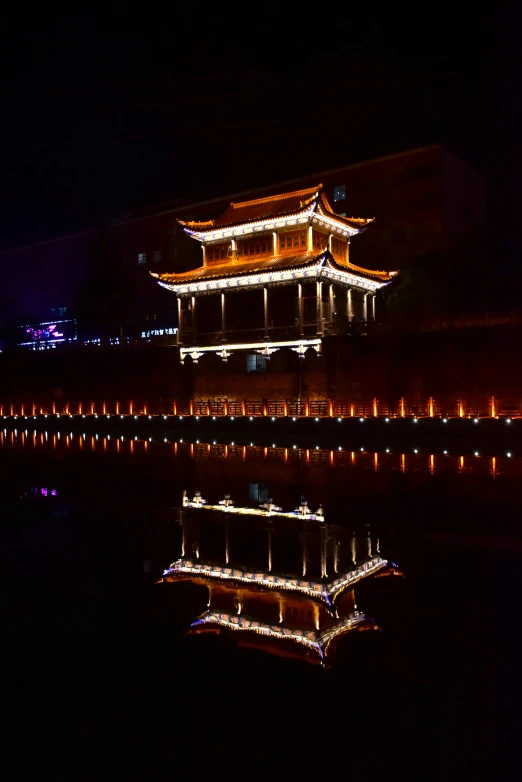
[190,610,373,661]
[163,556,391,606]
[1,431,519,477]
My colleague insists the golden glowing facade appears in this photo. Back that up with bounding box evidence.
[151,185,397,364]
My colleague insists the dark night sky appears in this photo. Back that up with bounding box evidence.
[1,5,521,253]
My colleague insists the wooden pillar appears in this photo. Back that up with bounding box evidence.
[263,287,269,338]
[329,284,334,325]
[316,281,323,335]
[328,234,333,253]
[298,283,304,335]
[177,297,182,345]
[351,533,356,565]
[345,240,350,265]
[346,288,353,320]
[268,526,273,572]
[371,294,376,321]
[302,524,307,577]
[307,225,313,253]
[221,292,226,338]
[225,523,230,564]
[191,295,196,342]
[202,245,206,266]
[363,293,368,322]
[321,526,328,579]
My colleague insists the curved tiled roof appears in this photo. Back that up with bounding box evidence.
[180,184,373,234]
[151,250,394,285]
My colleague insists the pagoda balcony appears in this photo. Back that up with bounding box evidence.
[180,319,373,347]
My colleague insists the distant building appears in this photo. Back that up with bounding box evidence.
[0,144,484,333]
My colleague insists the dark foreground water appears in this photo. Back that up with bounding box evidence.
[3,429,522,779]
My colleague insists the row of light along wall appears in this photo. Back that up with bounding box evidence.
[0,397,518,420]
[2,429,516,466]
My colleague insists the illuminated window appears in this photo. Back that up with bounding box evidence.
[338,212,347,217]
[246,353,267,373]
[206,243,229,264]
[331,237,346,260]
[237,235,273,258]
[153,250,161,262]
[278,231,306,253]
[138,253,147,265]
[333,185,346,202]
[312,230,328,252]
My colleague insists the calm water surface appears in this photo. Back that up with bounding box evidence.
[3,430,521,778]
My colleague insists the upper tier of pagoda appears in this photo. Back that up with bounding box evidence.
[151,183,397,295]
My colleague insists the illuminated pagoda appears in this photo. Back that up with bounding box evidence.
[157,491,402,666]
[151,185,396,364]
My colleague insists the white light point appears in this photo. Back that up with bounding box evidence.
[474,451,479,456]
[507,452,512,458]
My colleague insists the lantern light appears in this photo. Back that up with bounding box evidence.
[507,452,512,457]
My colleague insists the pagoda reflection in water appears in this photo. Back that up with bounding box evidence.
[158,491,403,666]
